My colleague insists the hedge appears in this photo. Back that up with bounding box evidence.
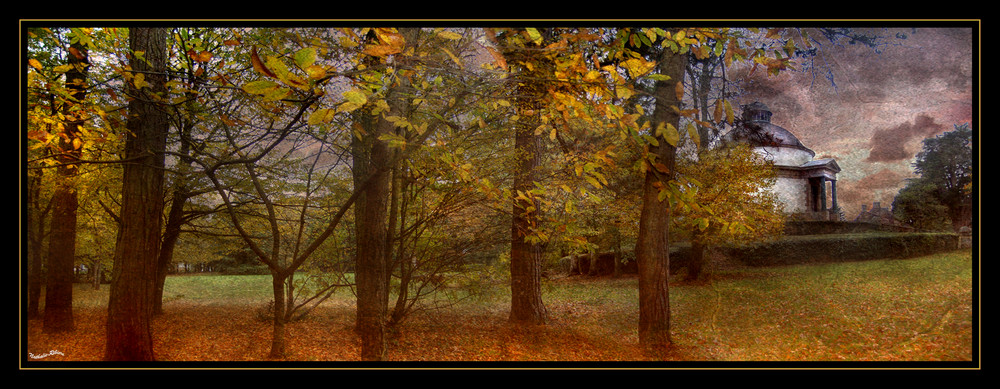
[720,232,959,267]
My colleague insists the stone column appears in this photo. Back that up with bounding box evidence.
[830,179,838,210]
[819,177,826,211]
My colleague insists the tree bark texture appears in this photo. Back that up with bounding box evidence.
[351,28,418,360]
[27,168,48,319]
[352,110,391,361]
[634,45,687,355]
[105,27,168,361]
[507,31,550,325]
[686,235,706,281]
[153,178,189,315]
[269,275,287,358]
[43,40,89,333]
[509,122,547,324]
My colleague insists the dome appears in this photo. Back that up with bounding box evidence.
[722,102,815,155]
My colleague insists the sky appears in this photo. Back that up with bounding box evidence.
[729,26,975,219]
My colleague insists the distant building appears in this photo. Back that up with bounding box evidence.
[721,102,841,221]
[854,201,896,225]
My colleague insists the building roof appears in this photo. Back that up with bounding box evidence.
[721,102,815,156]
[800,158,841,172]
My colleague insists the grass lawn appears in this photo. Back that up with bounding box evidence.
[24,249,975,363]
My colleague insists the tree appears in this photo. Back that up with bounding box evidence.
[26,165,51,319]
[151,27,229,315]
[499,28,554,325]
[42,30,91,334]
[674,143,785,281]
[912,123,973,229]
[893,123,973,231]
[105,27,169,361]
[633,36,687,355]
[348,26,490,359]
[27,27,124,326]
[892,178,952,231]
[349,28,408,360]
[198,27,472,360]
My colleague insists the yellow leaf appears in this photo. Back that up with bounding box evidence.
[622,58,656,78]
[441,47,463,68]
[725,100,734,125]
[133,73,149,89]
[525,28,543,45]
[549,128,557,141]
[28,59,42,70]
[436,30,462,40]
[343,89,368,105]
[656,122,679,147]
[687,123,700,147]
[615,86,634,100]
[338,89,368,113]
[305,64,327,80]
[308,108,336,125]
[293,47,317,69]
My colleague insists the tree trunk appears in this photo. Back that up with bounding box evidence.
[506,29,550,325]
[105,27,168,361]
[635,43,687,356]
[153,67,199,315]
[153,183,188,315]
[91,260,102,290]
[612,227,623,278]
[350,28,419,360]
[388,170,411,328]
[43,39,89,334]
[509,117,547,324]
[686,233,706,282]
[352,116,391,361]
[27,168,49,319]
[269,274,287,359]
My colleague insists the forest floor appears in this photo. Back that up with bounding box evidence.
[23,250,975,366]
[24,289,659,363]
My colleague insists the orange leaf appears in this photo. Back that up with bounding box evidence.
[196,51,213,63]
[68,46,85,60]
[250,46,277,78]
[485,46,507,70]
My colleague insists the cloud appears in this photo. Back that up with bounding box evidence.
[865,113,946,162]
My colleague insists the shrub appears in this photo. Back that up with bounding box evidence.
[723,232,959,266]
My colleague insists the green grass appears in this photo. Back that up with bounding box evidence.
[163,274,274,303]
[666,250,974,360]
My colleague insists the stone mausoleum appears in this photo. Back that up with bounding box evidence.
[722,102,841,221]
